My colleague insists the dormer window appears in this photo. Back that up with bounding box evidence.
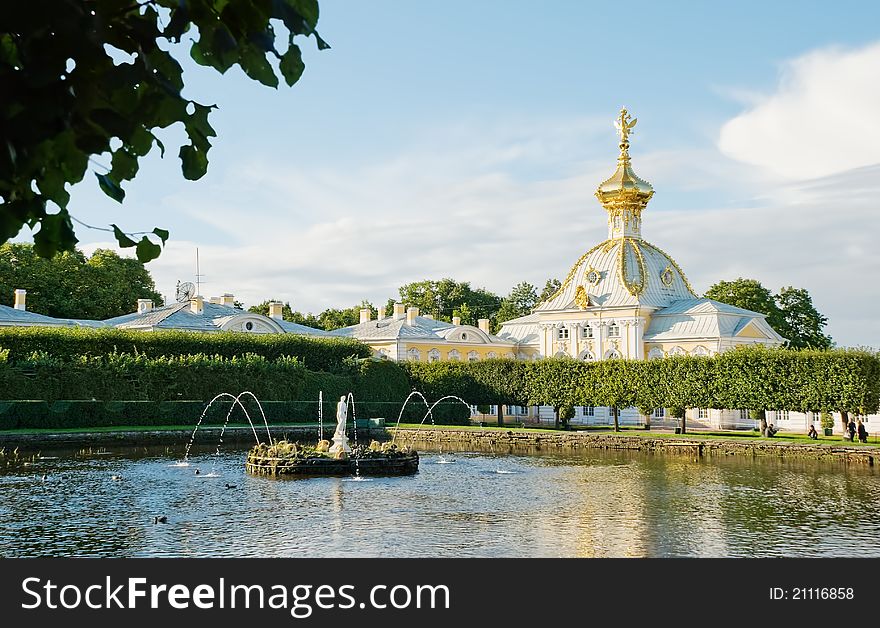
[557,327,569,340]
[460,332,468,341]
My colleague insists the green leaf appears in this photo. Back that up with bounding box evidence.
[135,236,162,263]
[179,144,208,180]
[111,224,137,248]
[313,31,331,50]
[95,173,125,203]
[38,169,71,209]
[33,210,78,258]
[239,46,279,88]
[110,148,139,182]
[279,43,305,86]
[152,227,169,244]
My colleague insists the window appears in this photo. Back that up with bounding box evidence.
[428,349,440,363]
[604,349,621,359]
[693,346,709,356]
[557,327,569,340]
[608,324,620,338]
[671,346,686,356]
[582,406,595,417]
[648,347,664,360]
[777,410,790,421]
[582,326,593,339]
[653,408,665,419]
[244,321,254,331]
[487,351,497,359]
[505,352,516,359]
[467,351,479,362]
[739,409,750,421]
[407,348,421,362]
[698,408,709,420]
[460,332,469,341]
[448,349,461,361]
[580,350,595,361]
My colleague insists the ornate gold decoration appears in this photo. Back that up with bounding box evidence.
[660,266,674,287]
[595,108,654,239]
[574,285,590,309]
[543,239,611,303]
[585,266,601,286]
[639,241,696,296]
[614,108,637,147]
[618,238,647,296]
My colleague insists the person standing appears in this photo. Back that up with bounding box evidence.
[857,419,868,444]
[847,418,857,442]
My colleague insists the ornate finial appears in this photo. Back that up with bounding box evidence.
[613,107,637,159]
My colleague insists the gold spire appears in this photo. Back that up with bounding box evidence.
[596,107,654,239]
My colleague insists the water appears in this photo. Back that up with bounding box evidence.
[1,443,879,557]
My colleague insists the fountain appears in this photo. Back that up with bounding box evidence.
[245,392,419,477]
[177,392,270,466]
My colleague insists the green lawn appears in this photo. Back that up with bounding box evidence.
[389,423,880,446]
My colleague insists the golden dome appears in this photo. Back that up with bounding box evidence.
[595,108,654,212]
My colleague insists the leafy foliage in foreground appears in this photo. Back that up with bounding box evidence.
[0,0,327,260]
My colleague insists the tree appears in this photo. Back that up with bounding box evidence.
[539,278,561,302]
[776,286,832,350]
[496,281,538,327]
[704,278,787,334]
[705,278,833,349]
[397,279,501,327]
[0,242,161,318]
[249,299,376,331]
[0,1,328,261]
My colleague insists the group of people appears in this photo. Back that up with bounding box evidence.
[806,417,869,443]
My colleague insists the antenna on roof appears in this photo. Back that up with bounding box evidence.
[195,247,207,295]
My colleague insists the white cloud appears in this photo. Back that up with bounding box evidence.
[718,42,880,179]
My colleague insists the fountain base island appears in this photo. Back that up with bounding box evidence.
[246,440,419,477]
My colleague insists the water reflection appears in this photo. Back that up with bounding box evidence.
[1,443,878,557]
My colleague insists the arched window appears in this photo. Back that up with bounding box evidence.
[428,349,441,363]
[670,346,686,356]
[692,345,709,356]
[486,351,497,359]
[517,352,529,360]
[467,351,479,362]
[407,348,421,362]
[648,347,664,360]
[604,349,621,359]
[448,349,461,361]
[505,352,516,359]
[579,350,595,361]
[378,348,391,359]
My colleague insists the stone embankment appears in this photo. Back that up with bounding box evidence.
[388,428,878,466]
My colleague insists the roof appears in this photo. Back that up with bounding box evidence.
[109,301,327,335]
[331,315,515,345]
[0,304,69,326]
[494,313,541,345]
[535,237,696,311]
[644,298,786,343]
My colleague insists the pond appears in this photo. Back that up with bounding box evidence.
[1,442,879,557]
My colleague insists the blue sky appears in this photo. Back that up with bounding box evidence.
[18,0,880,346]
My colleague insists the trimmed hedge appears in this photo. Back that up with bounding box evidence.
[0,352,471,428]
[0,327,370,373]
[404,347,880,415]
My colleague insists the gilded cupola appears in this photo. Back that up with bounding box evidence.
[595,107,654,240]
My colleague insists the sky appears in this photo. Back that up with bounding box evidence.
[15,0,880,347]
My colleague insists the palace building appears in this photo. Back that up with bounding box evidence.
[496,108,784,360]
